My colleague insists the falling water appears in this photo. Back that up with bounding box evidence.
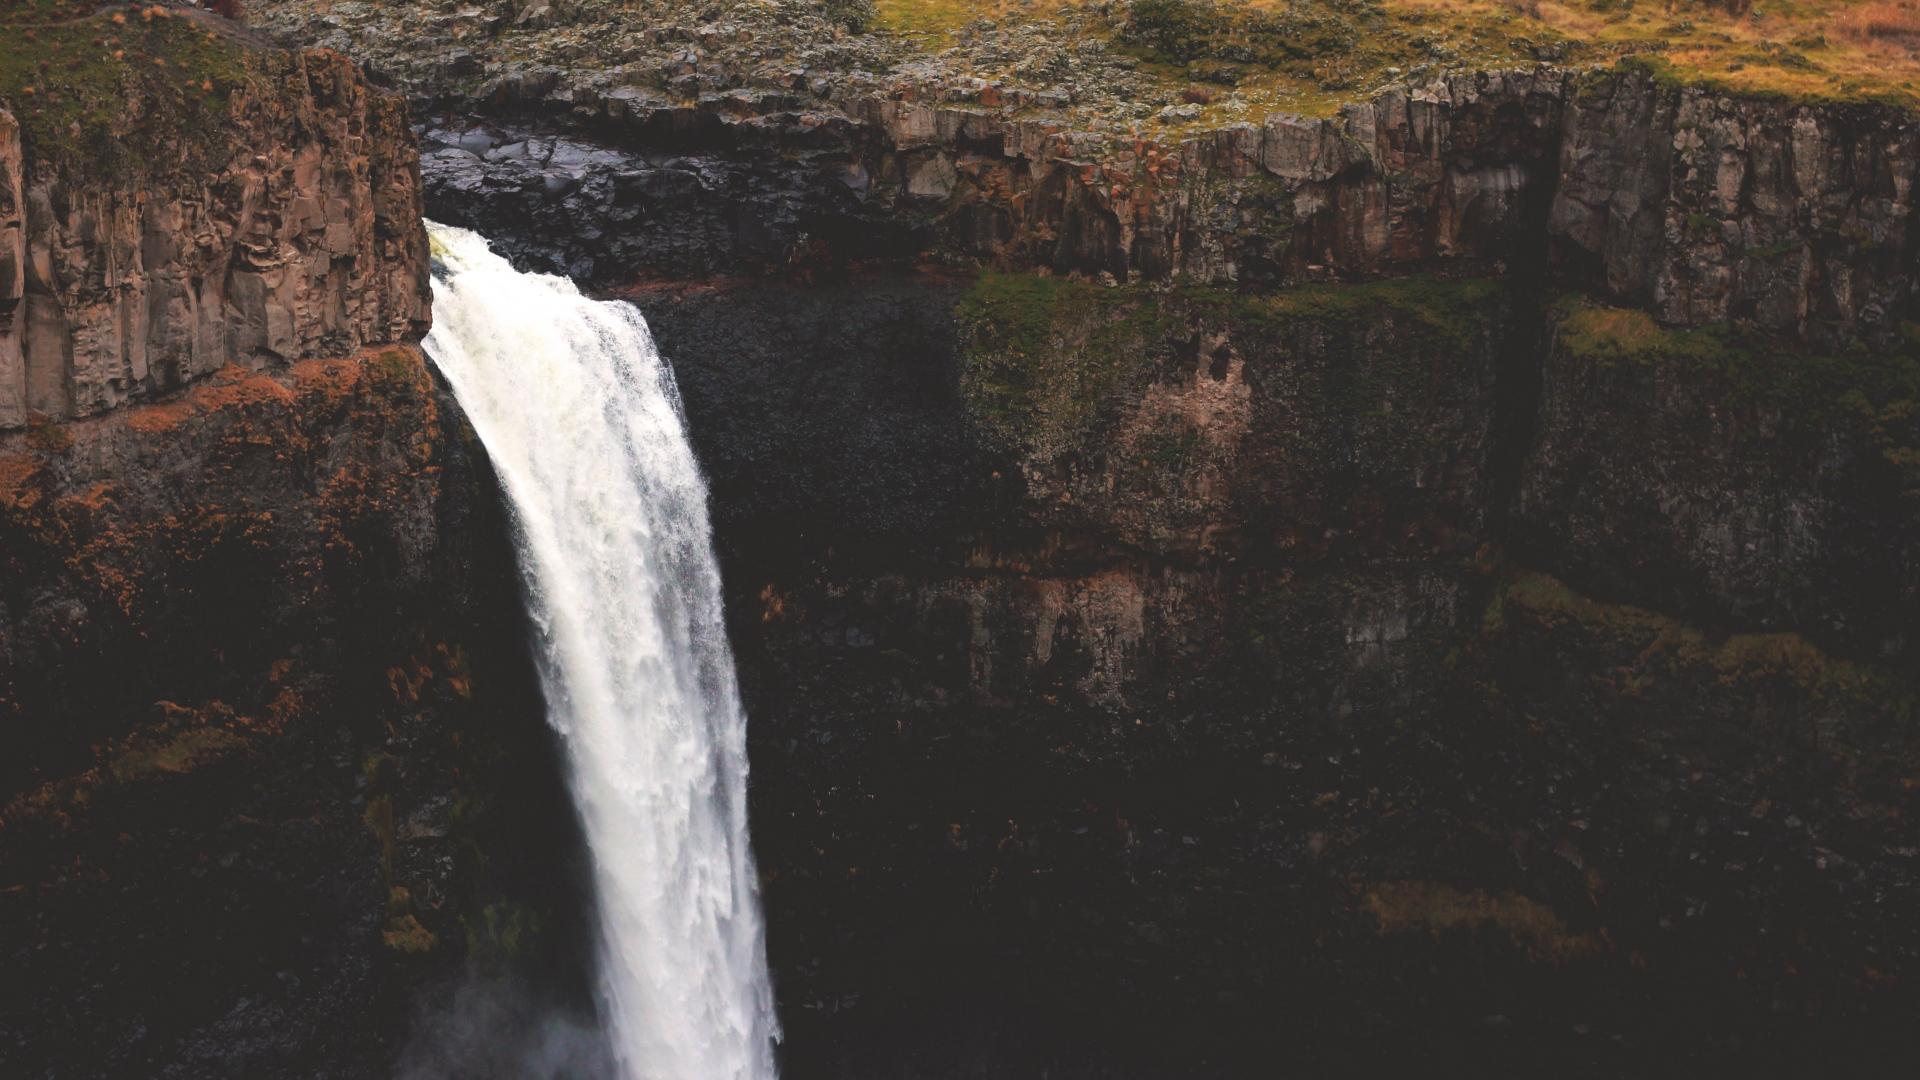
[421,222,779,1079]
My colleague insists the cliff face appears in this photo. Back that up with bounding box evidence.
[1,18,591,1076]
[0,48,429,430]
[1,110,25,425]
[1519,299,1920,655]
[575,60,1919,1073]
[0,348,595,1076]
[1552,67,1920,347]
[641,268,1918,1078]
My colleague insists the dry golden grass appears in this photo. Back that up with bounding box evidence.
[1837,1,1920,55]
[874,0,1920,109]
[876,0,1079,39]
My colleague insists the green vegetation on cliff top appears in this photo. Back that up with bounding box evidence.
[1244,275,1504,348]
[0,1,256,172]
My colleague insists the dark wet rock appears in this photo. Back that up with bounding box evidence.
[419,121,927,281]
[0,351,598,1077]
[637,269,1920,1077]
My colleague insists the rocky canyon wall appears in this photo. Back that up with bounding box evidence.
[640,263,1918,1078]
[276,27,1920,1068]
[0,48,429,430]
[414,61,1917,350]
[1,20,589,1077]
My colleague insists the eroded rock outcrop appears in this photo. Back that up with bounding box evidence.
[395,59,1920,351]
[0,49,429,430]
[1552,65,1920,347]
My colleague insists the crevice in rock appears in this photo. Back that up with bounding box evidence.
[1483,121,1560,551]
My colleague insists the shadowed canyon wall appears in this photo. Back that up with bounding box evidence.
[3,2,1919,1076]
[639,268,1917,1077]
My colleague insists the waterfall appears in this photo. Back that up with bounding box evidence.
[421,222,779,1079]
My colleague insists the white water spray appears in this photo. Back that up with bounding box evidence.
[422,222,779,1079]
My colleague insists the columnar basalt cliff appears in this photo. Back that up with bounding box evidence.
[1,346,595,1075]
[1,110,28,425]
[390,59,1918,358]
[1552,67,1920,347]
[0,47,429,430]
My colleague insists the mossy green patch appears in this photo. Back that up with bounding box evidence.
[1116,0,1537,97]
[958,270,1184,458]
[0,2,257,176]
[1248,275,1505,351]
[1498,568,1908,709]
[959,270,1505,462]
[363,793,396,884]
[1554,296,1920,500]
[465,900,547,965]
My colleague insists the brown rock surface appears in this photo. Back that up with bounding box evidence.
[0,49,428,430]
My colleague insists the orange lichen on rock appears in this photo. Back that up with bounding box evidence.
[387,658,433,705]
[263,686,304,726]
[0,342,446,644]
[381,912,439,954]
[124,400,198,435]
[196,364,298,411]
[290,353,367,402]
[122,364,296,436]
[68,482,120,513]
[433,643,474,699]
[0,455,44,511]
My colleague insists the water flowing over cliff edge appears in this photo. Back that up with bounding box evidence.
[422,222,780,1079]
